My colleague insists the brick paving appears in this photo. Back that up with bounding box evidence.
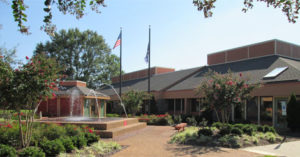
[110,126,261,157]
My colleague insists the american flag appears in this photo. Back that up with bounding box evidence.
[144,42,150,63]
[113,33,121,49]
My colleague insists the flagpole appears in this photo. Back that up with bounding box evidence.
[120,27,122,97]
[148,25,151,114]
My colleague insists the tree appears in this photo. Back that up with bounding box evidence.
[34,28,120,88]
[3,1,300,35]
[122,90,151,116]
[197,70,259,123]
[8,0,105,35]
[0,46,21,66]
[193,0,300,23]
[287,93,300,131]
[0,53,61,148]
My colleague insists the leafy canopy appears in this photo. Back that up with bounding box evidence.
[4,0,300,35]
[34,28,120,88]
[122,90,151,116]
[193,0,300,23]
[197,70,259,123]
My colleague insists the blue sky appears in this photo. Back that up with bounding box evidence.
[1,0,300,73]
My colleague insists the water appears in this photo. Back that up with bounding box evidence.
[70,89,80,117]
[87,89,101,118]
[99,83,128,118]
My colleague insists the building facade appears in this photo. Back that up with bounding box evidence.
[38,80,110,117]
[101,39,300,128]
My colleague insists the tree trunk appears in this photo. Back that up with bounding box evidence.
[18,111,25,148]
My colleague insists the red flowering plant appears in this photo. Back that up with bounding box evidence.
[197,70,260,123]
[0,53,62,148]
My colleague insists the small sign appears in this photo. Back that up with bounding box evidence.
[123,120,127,126]
[281,101,287,116]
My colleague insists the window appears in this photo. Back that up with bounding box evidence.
[264,67,288,78]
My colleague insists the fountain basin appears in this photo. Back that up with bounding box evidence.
[36,117,146,138]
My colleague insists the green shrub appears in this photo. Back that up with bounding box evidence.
[212,122,223,129]
[264,125,276,133]
[59,137,75,153]
[233,124,245,130]
[42,124,66,140]
[265,132,276,143]
[242,125,256,136]
[106,113,120,117]
[196,135,213,144]
[231,128,243,136]
[198,128,213,136]
[287,93,300,131]
[40,139,65,156]
[169,127,198,144]
[19,146,45,157]
[85,132,99,145]
[219,125,233,136]
[257,125,264,132]
[64,124,81,137]
[0,123,20,148]
[186,117,197,126]
[72,135,87,149]
[0,144,17,157]
[218,135,241,148]
[173,115,182,124]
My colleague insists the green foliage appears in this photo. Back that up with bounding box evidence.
[10,0,106,35]
[19,146,45,157]
[287,93,300,131]
[64,124,82,137]
[0,144,17,157]
[242,125,256,136]
[212,122,223,129]
[231,128,243,136]
[143,114,174,126]
[42,124,66,140]
[193,0,300,23]
[198,127,213,136]
[186,116,197,126]
[197,70,258,123]
[173,115,182,124]
[0,123,20,148]
[34,28,120,88]
[263,125,276,133]
[85,132,99,145]
[40,139,65,156]
[106,113,120,117]
[264,132,277,143]
[59,137,75,153]
[72,135,87,149]
[218,135,241,148]
[257,125,265,132]
[122,90,151,116]
[169,127,198,144]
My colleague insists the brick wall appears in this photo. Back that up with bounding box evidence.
[112,67,175,83]
[207,40,300,65]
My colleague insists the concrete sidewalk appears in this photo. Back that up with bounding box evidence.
[242,141,300,157]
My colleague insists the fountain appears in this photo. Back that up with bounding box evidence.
[36,80,145,138]
[98,83,128,118]
[70,89,80,117]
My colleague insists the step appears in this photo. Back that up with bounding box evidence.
[96,122,147,138]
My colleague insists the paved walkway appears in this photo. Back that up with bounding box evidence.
[242,140,300,157]
[110,126,260,157]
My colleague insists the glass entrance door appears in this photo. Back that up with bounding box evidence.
[275,98,288,129]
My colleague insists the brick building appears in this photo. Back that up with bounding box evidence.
[100,39,300,128]
[38,80,110,117]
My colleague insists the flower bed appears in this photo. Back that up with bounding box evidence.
[0,121,121,157]
[138,113,174,125]
[170,123,283,148]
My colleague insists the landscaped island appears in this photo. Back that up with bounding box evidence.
[170,122,283,148]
